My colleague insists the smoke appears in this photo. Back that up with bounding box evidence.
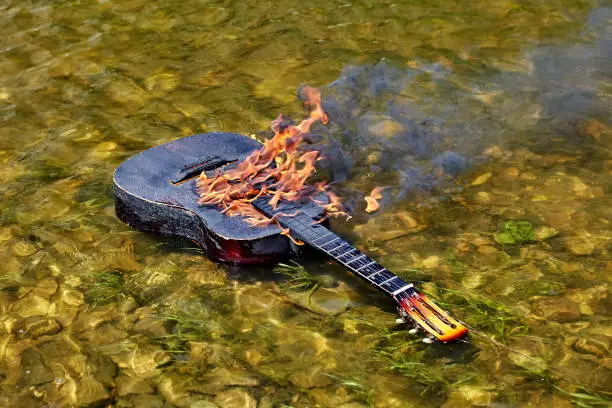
[301,6,611,202]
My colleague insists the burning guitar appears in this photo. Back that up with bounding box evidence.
[113,88,467,343]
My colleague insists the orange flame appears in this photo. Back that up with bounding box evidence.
[197,86,346,242]
[364,186,387,213]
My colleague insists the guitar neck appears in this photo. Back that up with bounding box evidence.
[252,198,412,298]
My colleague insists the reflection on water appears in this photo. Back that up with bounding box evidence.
[0,0,611,407]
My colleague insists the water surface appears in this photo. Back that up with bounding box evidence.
[1,1,611,407]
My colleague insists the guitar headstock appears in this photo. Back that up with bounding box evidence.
[395,285,468,343]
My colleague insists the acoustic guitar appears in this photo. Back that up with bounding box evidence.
[113,132,467,343]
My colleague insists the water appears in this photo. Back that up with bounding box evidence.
[1,1,611,407]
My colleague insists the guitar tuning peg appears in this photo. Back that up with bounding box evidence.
[422,336,434,344]
[408,327,419,334]
[395,317,407,324]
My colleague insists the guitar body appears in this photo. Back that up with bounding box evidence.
[113,133,326,264]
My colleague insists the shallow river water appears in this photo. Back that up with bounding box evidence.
[1,1,611,407]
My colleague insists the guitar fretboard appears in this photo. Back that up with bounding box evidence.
[252,198,412,297]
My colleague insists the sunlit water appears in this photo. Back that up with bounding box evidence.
[1,1,611,407]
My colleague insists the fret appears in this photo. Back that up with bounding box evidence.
[337,249,360,262]
[380,278,407,294]
[356,261,377,272]
[392,284,413,296]
[366,267,385,278]
[332,246,354,258]
[348,255,372,268]
[346,254,367,267]
[321,241,352,257]
[369,269,396,285]
[319,238,342,251]
[379,276,397,286]
[312,232,332,244]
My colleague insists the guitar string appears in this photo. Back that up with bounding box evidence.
[263,205,409,294]
[252,199,409,295]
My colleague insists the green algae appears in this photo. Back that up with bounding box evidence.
[493,220,536,246]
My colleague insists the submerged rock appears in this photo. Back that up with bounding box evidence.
[131,394,165,408]
[531,296,582,323]
[76,374,111,406]
[214,388,257,408]
[15,316,61,339]
[307,288,350,315]
[470,172,492,186]
[55,288,84,327]
[534,226,559,241]
[564,235,595,256]
[289,364,333,389]
[115,374,154,396]
[309,386,352,407]
[144,72,181,94]
[12,240,38,257]
[187,341,236,367]
[111,344,171,379]
[237,287,280,315]
[157,373,191,407]
[441,385,496,407]
[13,295,51,319]
[186,367,260,394]
[572,338,608,358]
[105,79,149,110]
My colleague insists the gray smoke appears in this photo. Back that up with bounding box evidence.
[300,6,611,203]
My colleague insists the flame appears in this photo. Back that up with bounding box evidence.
[197,86,346,242]
[364,186,386,213]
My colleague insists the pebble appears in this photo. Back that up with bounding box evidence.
[106,79,149,109]
[502,167,520,178]
[187,368,260,394]
[397,211,419,229]
[144,72,181,94]
[564,235,595,256]
[366,114,404,138]
[309,288,350,315]
[111,344,171,378]
[90,141,118,159]
[289,364,333,389]
[310,387,352,407]
[534,226,559,241]
[115,374,154,396]
[571,176,592,197]
[462,273,484,289]
[214,388,257,408]
[441,385,495,407]
[478,245,498,254]
[572,338,608,358]
[520,172,537,181]
[531,296,582,322]
[472,237,493,247]
[476,191,491,203]
[13,295,51,319]
[422,255,440,269]
[16,316,61,338]
[12,241,38,257]
[0,227,12,241]
[132,394,165,408]
[157,373,191,407]
[470,173,492,186]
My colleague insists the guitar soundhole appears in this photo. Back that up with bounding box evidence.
[170,157,236,185]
